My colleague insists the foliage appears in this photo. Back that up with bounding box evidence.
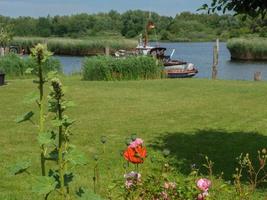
[0,53,61,77]
[0,25,13,48]
[109,137,267,200]
[0,10,266,43]
[227,37,267,60]
[0,53,27,76]
[82,56,163,81]
[200,0,267,19]
[10,37,137,56]
[13,45,87,199]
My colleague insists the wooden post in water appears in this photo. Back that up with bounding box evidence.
[212,39,219,80]
[254,72,262,81]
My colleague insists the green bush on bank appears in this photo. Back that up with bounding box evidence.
[227,37,267,60]
[0,53,61,77]
[11,37,137,56]
[82,56,163,81]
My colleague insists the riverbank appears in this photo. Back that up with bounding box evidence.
[1,77,267,199]
[10,37,137,56]
[227,37,267,61]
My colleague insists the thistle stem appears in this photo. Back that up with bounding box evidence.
[38,57,46,177]
[58,100,65,197]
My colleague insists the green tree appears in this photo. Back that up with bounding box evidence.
[200,0,267,19]
[36,17,52,37]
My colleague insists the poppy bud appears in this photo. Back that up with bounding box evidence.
[163,149,170,157]
[101,136,107,144]
[94,155,99,161]
[131,133,137,141]
[125,138,132,146]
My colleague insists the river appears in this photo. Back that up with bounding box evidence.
[55,42,267,81]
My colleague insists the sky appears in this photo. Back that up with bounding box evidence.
[0,0,211,17]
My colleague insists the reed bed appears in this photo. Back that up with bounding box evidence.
[227,37,267,60]
[11,37,137,56]
[82,56,163,81]
[0,53,61,77]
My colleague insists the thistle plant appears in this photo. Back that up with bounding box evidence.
[16,43,52,176]
[14,44,88,199]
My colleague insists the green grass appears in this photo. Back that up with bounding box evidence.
[10,37,137,56]
[227,37,267,60]
[1,77,267,199]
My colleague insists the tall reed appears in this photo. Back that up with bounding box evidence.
[227,37,267,60]
[82,56,163,81]
[0,53,61,77]
[10,37,137,56]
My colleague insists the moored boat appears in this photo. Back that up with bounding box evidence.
[149,47,198,78]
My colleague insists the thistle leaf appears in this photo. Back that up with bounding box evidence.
[62,101,76,109]
[37,132,54,146]
[10,160,31,175]
[16,111,34,123]
[51,119,63,127]
[32,176,57,195]
[76,188,103,200]
[47,71,58,80]
[23,92,39,104]
[65,148,88,166]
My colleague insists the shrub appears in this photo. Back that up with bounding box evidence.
[0,53,61,77]
[82,56,163,81]
[0,53,25,76]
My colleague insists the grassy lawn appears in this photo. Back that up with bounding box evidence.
[1,77,267,199]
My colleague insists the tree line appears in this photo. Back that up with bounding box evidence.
[0,10,266,41]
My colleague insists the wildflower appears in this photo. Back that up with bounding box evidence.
[124,138,146,164]
[124,171,141,189]
[161,191,169,200]
[124,145,147,164]
[197,191,209,200]
[164,182,176,190]
[197,178,211,192]
[162,149,170,157]
[129,138,144,148]
[196,178,211,200]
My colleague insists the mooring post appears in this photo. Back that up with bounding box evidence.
[212,39,219,80]
[254,72,262,81]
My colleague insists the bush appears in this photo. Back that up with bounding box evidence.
[82,56,163,81]
[0,53,61,77]
[0,53,26,76]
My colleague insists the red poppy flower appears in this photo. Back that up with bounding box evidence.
[124,145,147,164]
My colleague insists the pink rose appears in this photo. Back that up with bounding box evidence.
[164,182,176,189]
[129,138,144,148]
[124,171,141,189]
[161,191,169,200]
[197,178,211,192]
[197,191,209,200]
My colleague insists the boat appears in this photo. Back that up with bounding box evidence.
[116,17,199,78]
[149,47,198,78]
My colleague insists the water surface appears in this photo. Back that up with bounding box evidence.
[57,42,267,81]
